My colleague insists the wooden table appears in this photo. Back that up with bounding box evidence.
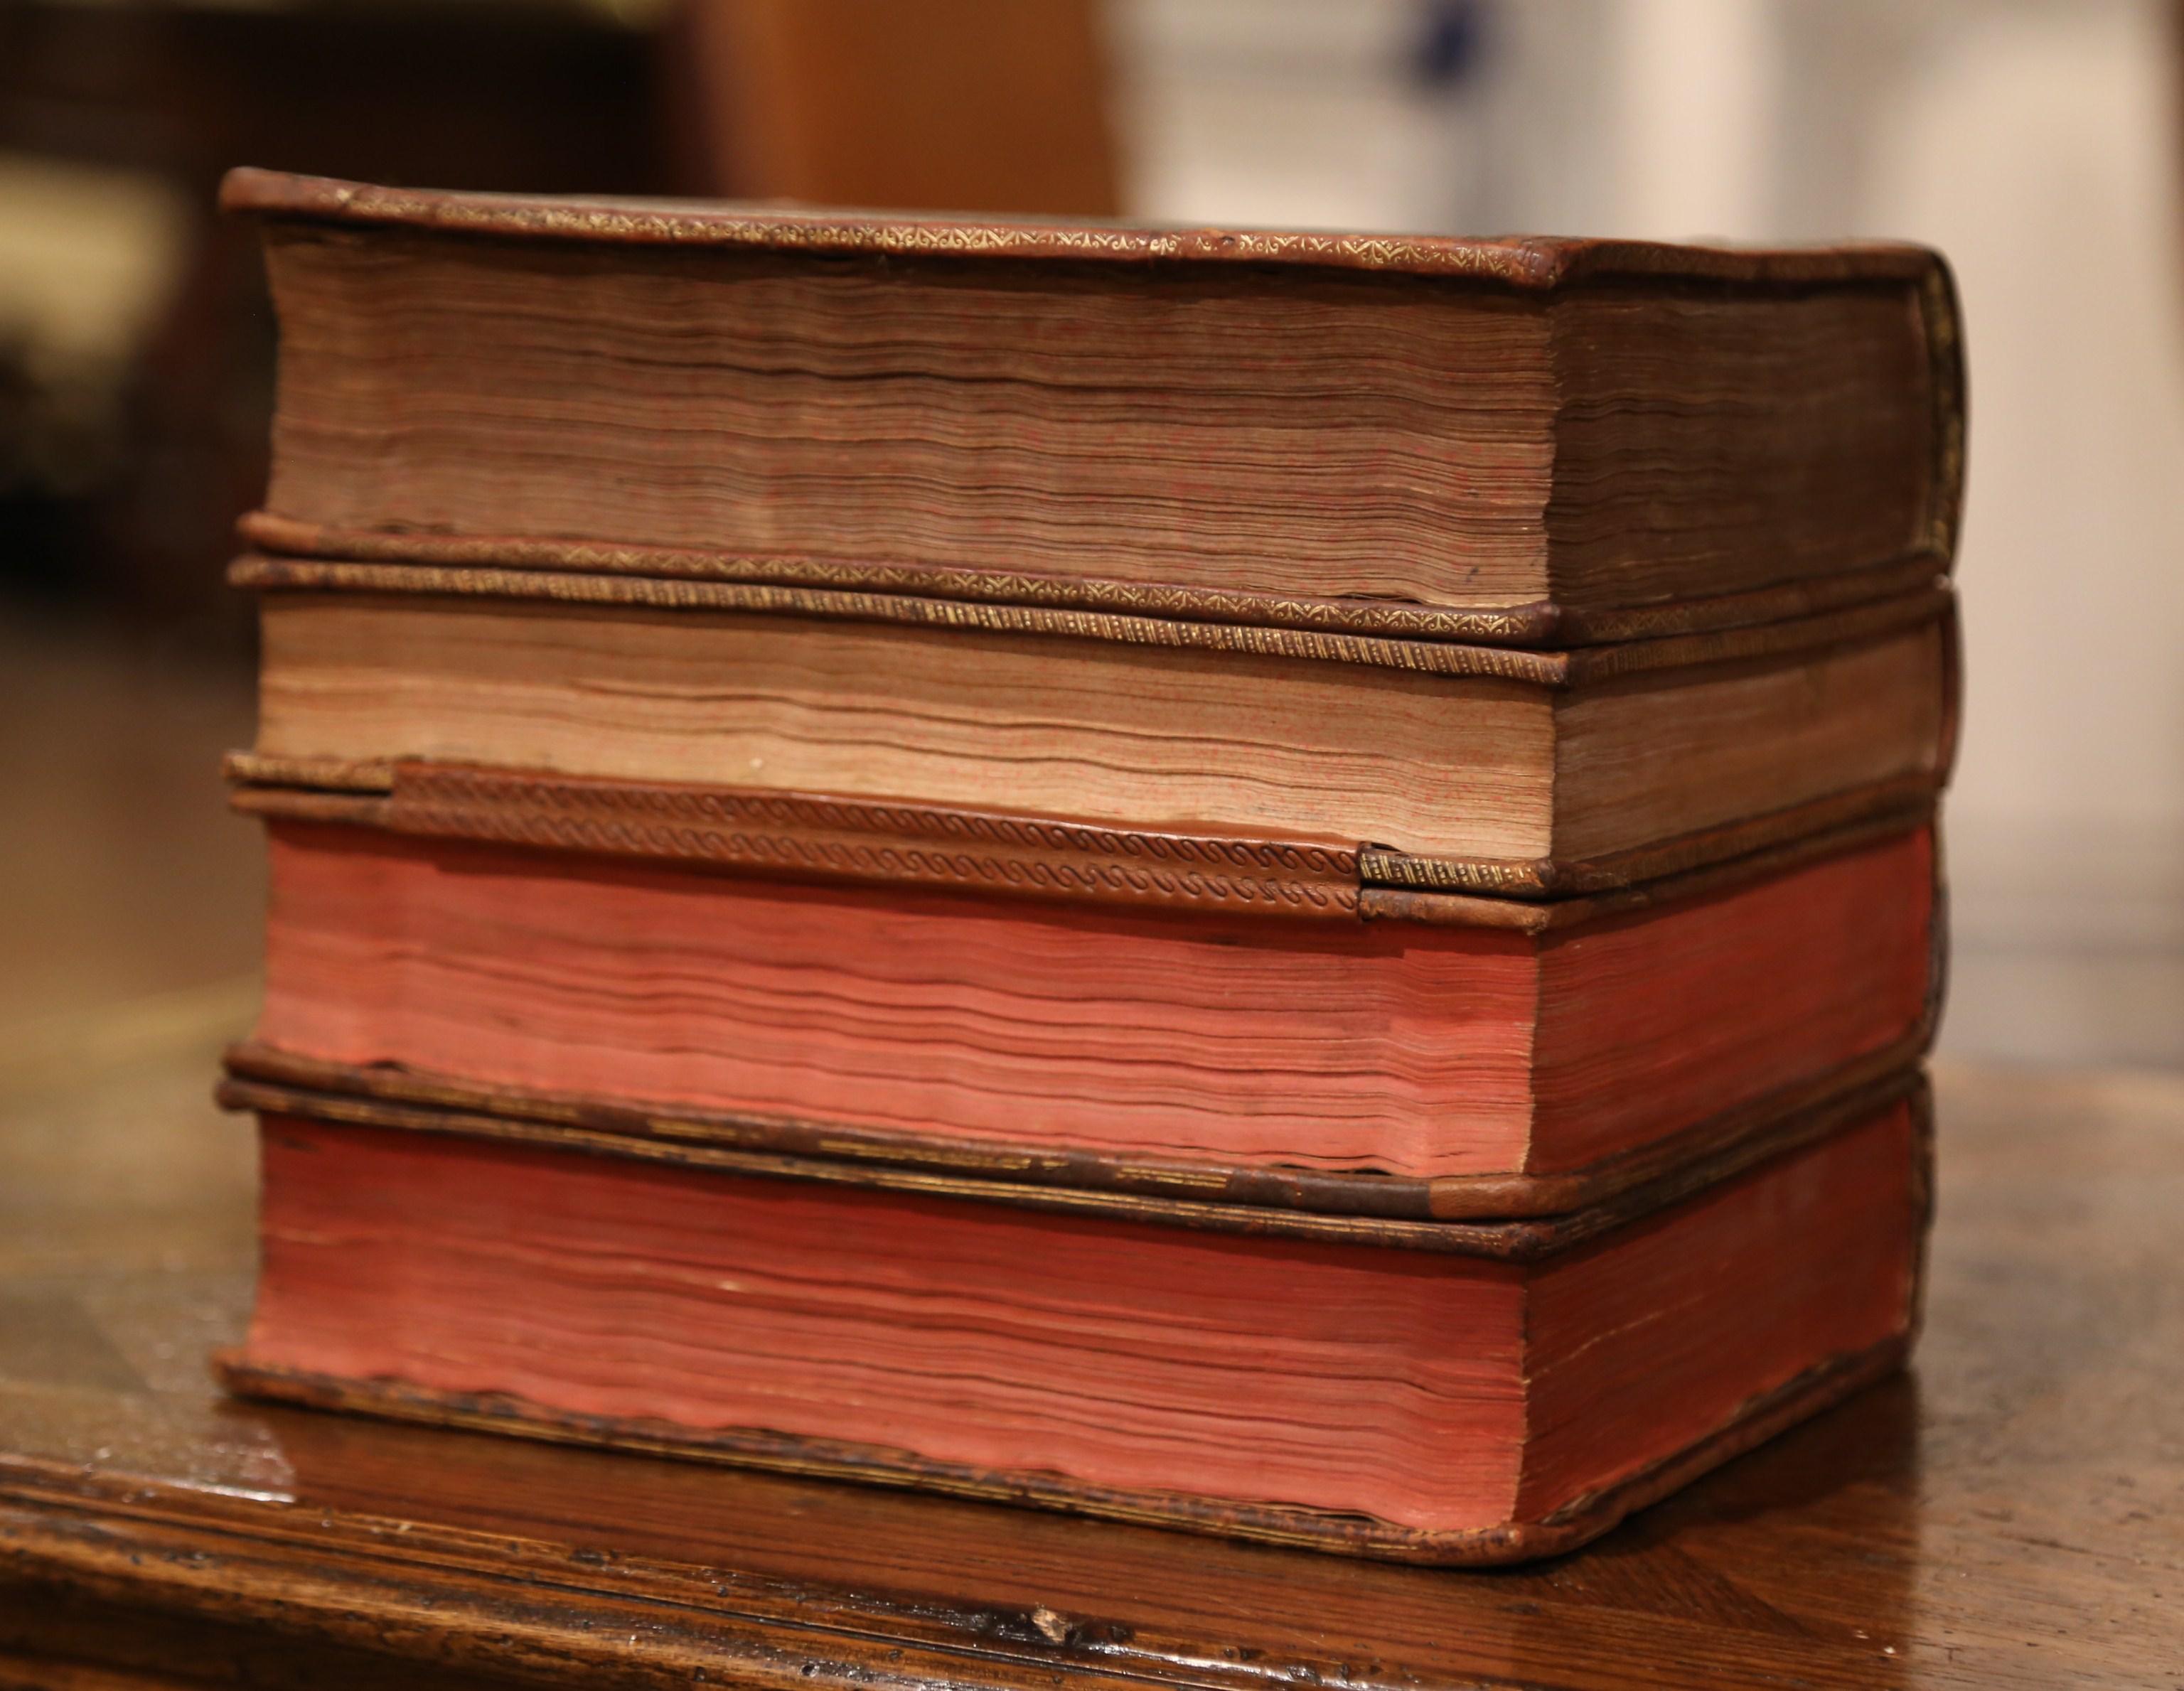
[1,1016,2178,1690]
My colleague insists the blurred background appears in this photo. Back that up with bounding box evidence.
[1,0,2177,1078]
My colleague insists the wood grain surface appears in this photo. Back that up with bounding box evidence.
[0,1019,2178,1688]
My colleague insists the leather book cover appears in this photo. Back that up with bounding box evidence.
[222,168,1962,649]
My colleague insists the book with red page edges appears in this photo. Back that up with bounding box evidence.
[225,766,1940,1217]
[215,1069,1930,1564]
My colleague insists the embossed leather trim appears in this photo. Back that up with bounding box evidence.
[231,554,1952,685]
[225,755,1936,919]
[222,168,1946,290]
[235,512,1949,653]
[228,759,1364,920]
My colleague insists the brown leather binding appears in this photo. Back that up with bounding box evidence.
[222,172,1964,650]
[1359,775,1945,899]
[221,1040,1933,1223]
[229,554,1952,686]
[228,758,1363,920]
[226,753,1939,917]
[1918,264,1968,564]
[219,169,1947,290]
[235,510,1949,653]
[215,1065,1925,1250]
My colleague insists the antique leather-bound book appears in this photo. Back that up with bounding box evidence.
[215,1067,1931,1564]
[223,772,1939,1213]
[232,570,1953,894]
[221,168,1961,648]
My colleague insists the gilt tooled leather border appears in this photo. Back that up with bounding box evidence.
[225,753,1941,913]
[213,1332,1912,1567]
[235,512,1950,653]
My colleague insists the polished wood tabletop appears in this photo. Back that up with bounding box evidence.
[0,1007,2177,1690]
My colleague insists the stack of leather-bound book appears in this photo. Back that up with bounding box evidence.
[213,169,1962,1564]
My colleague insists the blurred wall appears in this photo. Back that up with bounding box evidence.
[1111,0,2184,1066]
